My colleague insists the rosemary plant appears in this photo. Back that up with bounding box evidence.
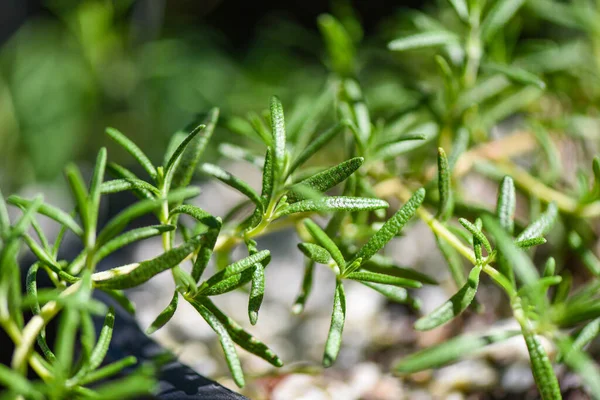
[2,0,600,399]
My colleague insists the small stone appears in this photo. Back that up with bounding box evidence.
[348,362,381,396]
[271,374,328,400]
[501,363,534,393]
[364,374,405,400]
[432,360,498,395]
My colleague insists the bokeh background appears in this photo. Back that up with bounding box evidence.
[2,1,600,399]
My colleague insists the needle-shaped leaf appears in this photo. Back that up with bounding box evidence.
[394,329,520,373]
[568,231,600,277]
[261,147,275,205]
[163,124,205,190]
[485,216,539,286]
[106,162,154,200]
[303,219,346,271]
[362,260,438,285]
[436,235,467,288]
[515,236,547,248]
[89,147,107,223]
[146,292,178,334]
[25,263,55,362]
[100,179,161,196]
[496,176,516,235]
[558,318,600,363]
[292,260,315,314]
[323,280,346,367]
[436,148,453,221]
[94,225,175,263]
[414,265,482,331]
[72,307,115,382]
[200,298,283,368]
[198,251,271,292]
[287,157,364,203]
[349,188,425,272]
[170,205,221,282]
[289,122,347,175]
[106,127,157,180]
[317,14,355,77]
[543,257,556,277]
[298,243,332,265]
[0,364,44,399]
[522,328,561,400]
[247,112,273,146]
[201,269,255,296]
[248,264,264,325]
[189,299,244,387]
[346,271,422,288]
[22,234,78,283]
[388,31,460,51]
[483,62,546,89]
[270,96,287,178]
[200,163,262,208]
[556,335,600,398]
[342,80,371,144]
[65,164,91,241]
[480,0,526,43]
[77,356,138,386]
[278,196,388,217]
[447,0,469,21]
[171,108,219,189]
[96,187,200,245]
[92,234,203,289]
[458,218,492,253]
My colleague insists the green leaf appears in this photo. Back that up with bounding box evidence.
[303,219,346,271]
[292,260,315,314]
[198,251,271,292]
[515,236,547,249]
[346,271,422,288]
[323,280,346,367]
[170,205,221,282]
[200,163,263,208]
[72,308,115,382]
[480,0,526,43]
[342,80,371,144]
[248,264,264,325]
[278,196,388,217]
[65,164,91,242]
[318,14,355,77]
[458,218,493,253]
[146,292,178,334]
[0,363,43,399]
[414,265,482,331]
[163,124,204,189]
[201,269,255,296]
[447,0,469,21]
[349,188,425,272]
[100,179,161,196]
[388,31,459,51]
[89,147,107,226]
[200,298,283,368]
[483,62,546,89]
[496,176,516,235]
[171,108,219,189]
[374,123,437,160]
[436,148,453,221]
[394,329,520,373]
[106,127,158,180]
[106,162,154,200]
[247,112,273,146]
[568,231,600,277]
[92,234,203,289]
[77,356,138,386]
[22,234,78,283]
[522,328,562,400]
[556,334,600,397]
[186,299,244,387]
[261,147,275,204]
[287,157,364,203]
[25,263,55,362]
[289,121,347,175]
[96,187,200,245]
[270,96,287,178]
[543,257,556,277]
[362,260,438,285]
[484,216,539,286]
[558,318,600,363]
[362,281,420,309]
[298,243,333,265]
[94,225,175,263]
